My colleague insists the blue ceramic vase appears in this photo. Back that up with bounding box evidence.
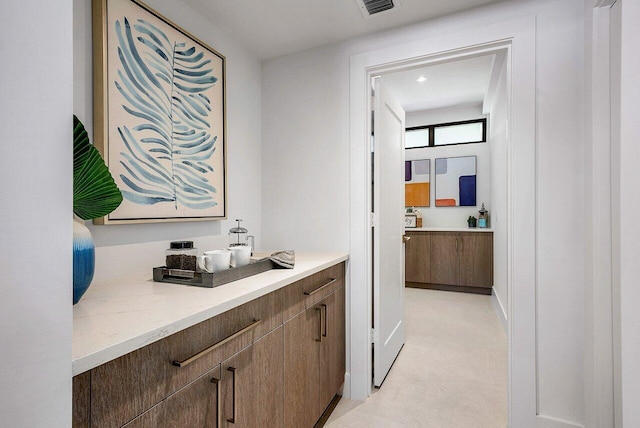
[73,216,95,304]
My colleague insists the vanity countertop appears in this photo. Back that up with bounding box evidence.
[73,251,348,376]
[406,227,493,233]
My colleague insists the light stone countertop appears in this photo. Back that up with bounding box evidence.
[406,227,493,232]
[72,252,348,376]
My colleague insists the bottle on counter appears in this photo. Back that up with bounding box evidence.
[478,204,488,228]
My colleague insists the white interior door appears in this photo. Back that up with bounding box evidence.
[372,78,406,387]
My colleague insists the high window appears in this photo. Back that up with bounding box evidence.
[405,118,487,148]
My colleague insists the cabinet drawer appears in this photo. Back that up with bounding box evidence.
[123,365,221,428]
[282,262,345,321]
[91,290,282,427]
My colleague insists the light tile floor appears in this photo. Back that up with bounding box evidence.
[325,288,507,428]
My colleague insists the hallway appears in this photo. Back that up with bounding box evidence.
[326,288,507,427]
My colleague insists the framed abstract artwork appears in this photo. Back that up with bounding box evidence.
[435,156,476,207]
[405,159,430,207]
[92,0,226,224]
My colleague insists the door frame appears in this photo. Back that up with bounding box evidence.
[585,1,619,426]
[349,16,537,426]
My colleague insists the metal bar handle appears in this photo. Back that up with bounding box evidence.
[210,377,221,428]
[316,307,323,342]
[172,319,262,368]
[227,367,237,424]
[321,304,328,338]
[304,278,337,296]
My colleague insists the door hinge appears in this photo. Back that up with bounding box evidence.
[370,212,378,228]
[371,328,379,344]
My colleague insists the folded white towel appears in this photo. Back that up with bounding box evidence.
[270,250,295,269]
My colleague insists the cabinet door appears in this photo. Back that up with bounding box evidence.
[123,365,221,428]
[320,287,346,409]
[459,233,493,288]
[72,372,90,428]
[429,232,460,285]
[91,291,279,427]
[220,326,284,428]
[284,306,322,427]
[405,233,431,283]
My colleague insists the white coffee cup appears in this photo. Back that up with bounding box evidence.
[227,246,252,268]
[198,250,231,273]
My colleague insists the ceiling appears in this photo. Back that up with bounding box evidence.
[380,54,495,113]
[179,0,503,60]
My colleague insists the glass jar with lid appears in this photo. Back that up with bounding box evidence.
[166,241,198,271]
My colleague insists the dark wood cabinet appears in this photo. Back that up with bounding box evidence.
[406,231,493,294]
[284,304,322,428]
[123,365,221,428]
[284,285,345,427]
[429,232,460,286]
[321,286,346,408]
[281,262,345,322]
[72,371,90,428]
[73,262,345,428]
[220,326,284,428]
[405,232,431,283]
[459,233,493,288]
[89,290,280,427]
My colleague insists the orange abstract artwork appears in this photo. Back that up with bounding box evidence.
[405,159,430,207]
[405,183,430,206]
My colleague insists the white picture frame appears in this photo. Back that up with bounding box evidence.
[404,214,417,228]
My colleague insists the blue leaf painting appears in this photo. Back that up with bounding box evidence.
[114,16,219,210]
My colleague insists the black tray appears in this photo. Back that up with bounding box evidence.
[153,257,275,288]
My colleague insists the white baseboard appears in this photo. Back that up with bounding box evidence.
[491,289,507,332]
[342,372,351,398]
[537,414,584,428]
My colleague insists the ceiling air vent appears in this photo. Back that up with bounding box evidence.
[355,0,401,19]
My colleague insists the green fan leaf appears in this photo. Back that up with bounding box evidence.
[73,115,123,220]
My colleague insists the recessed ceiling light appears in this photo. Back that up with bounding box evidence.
[416,76,427,83]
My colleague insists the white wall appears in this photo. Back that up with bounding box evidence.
[534,2,585,424]
[74,0,263,280]
[406,103,483,126]
[405,105,490,228]
[489,59,509,324]
[261,46,351,252]
[0,2,73,426]
[619,0,640,425]
[262,0,585,424]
